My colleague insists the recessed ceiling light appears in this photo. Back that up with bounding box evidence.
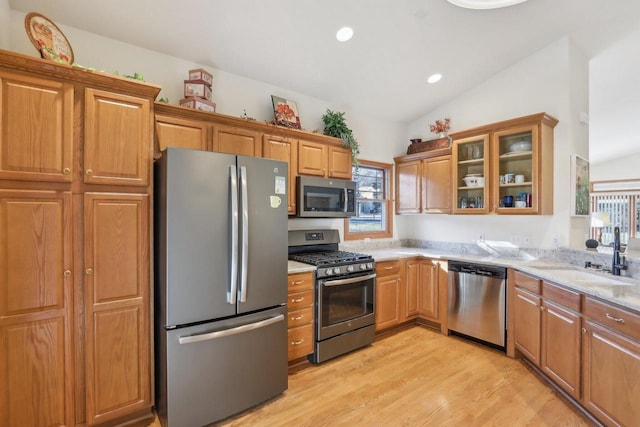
[427,73,442,84]
[446,0,528,9]
[336,27,354,42]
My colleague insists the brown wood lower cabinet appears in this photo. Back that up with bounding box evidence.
[287,272,314,362]
[375,260,402,331]
[582,297,640,426]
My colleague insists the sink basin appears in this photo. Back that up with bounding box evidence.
[527,265,580,271]
[537,268,633,286]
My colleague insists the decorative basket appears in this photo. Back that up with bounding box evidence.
[407,137,451,155]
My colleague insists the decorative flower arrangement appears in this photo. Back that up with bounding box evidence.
[429,117,451,135]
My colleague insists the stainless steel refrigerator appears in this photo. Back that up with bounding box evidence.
[154,147,288,427]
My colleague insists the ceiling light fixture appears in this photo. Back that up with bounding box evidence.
[446,0,528,9]
[427,73,442,84]
[336,27,354,42]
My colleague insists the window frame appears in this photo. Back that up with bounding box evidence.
[589,179,640,245]
[344,159,393,240]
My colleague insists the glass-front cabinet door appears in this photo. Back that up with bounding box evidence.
[492,125,538,213]
[452,134,490,214]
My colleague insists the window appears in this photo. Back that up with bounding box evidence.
[589,180,640,245]
[344,160,393,240]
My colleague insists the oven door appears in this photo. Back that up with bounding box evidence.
[316,272,376,341]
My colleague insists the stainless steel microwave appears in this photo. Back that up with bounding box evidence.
[296,176,356,218]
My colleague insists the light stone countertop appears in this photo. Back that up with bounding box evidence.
[287,260,316,274]
[359,247,640,313]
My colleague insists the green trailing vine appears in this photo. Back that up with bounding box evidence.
[321,109,360,166]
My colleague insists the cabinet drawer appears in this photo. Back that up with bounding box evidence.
[584,297,640,341]
[514,270,541,294]
[288,324,313,360]
[542,281,581,312]
[376,260,401,276]
[288,306,313,329]
[288,272,314,292]
[288,289,313,311]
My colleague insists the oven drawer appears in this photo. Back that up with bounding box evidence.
[288,272,314,292]
[288,289,313,311]
[288,323,313,360]
[288,306,313,329]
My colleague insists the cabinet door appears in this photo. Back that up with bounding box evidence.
[540,300,581,400]
[375,275,400,331]
[328,145,352,179]
[298,139,327,177]
[155,114,210,152]
[514,287,541,365]
[0,71,74,182]
[84,193,150,424]
[582,320,640,427]
[263,135,297,214]
[0,190,74,427]
[451,134,490,214]
[84,88,151,186]
[395,160,421,214]
[492,124,540,214]
[404,260,420,319]
[418,260,439,321]
[213,124,261,157]
[422,156,451,213]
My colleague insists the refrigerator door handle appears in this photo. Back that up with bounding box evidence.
[177,314,284,344]
[228,165,239,304]
[239,165,249,303]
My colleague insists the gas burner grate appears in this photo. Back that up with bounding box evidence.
[289,250,372,267]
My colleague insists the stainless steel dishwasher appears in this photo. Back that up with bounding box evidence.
[447,261,507,350]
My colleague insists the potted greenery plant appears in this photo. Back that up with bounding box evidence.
[321,109,360,165]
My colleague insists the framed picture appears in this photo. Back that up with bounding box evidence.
[571,154,589,217]
[24,12,75,64]
[271,95,301,129]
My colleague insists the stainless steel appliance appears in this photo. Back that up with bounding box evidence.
[447,261,507,350]
[288,230,375,363]
[154,148,288,427]
[296,176,356,218]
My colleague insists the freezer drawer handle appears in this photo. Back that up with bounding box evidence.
[178,314,285,345]
[323,273,376,287]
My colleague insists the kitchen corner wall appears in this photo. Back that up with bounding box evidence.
[401,37,590,251]
[8,9,406,241]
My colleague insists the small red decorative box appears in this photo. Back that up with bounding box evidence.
[179,96,216,113]
[188,68,213,86]
[184,80,213,101]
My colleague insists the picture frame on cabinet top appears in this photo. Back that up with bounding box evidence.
[271,95,301,129]
[571,154,589,217]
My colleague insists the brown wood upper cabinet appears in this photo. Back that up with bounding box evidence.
[155,113,211,153]
[394,149,452,214]
[84,88,152,186]
[0,70,74,182]
[213,123,262,157]
[451,112,558,215]
[298,139,352,179]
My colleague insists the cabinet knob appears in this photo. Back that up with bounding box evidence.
[85,169,93,176]
[63,270,72,277]
[63,167,71,175]
[86,268,94,275]
[540,306,545,311]
[291,339,304,346]
[582,327,587,334]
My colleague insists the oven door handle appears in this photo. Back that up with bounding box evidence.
[323,273,376,287]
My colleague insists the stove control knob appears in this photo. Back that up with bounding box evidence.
[325,268,333,275]
[367,262,373,269]
[360,264,367,270]
[346,265,354,272]
[334,266,341,274]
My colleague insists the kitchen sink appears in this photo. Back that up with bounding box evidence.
[531,267,634,286]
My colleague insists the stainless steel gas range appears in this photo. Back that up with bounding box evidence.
[288,229,376,364]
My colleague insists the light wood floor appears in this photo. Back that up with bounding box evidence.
[198,326,592,426]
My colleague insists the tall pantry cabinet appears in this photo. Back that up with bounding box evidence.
[0,50,160,427]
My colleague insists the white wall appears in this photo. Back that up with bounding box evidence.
[0,0,9,49]
[402,38,590,250]
[8,10,405,241]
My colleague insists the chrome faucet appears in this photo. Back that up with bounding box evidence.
[612,226,627,275]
